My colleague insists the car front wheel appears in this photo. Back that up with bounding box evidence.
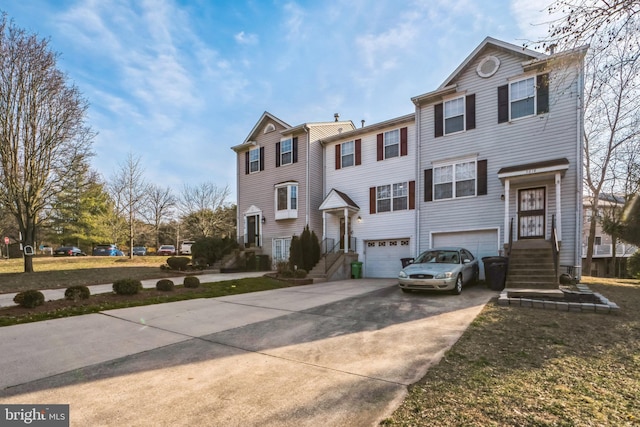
[452,274,463,295]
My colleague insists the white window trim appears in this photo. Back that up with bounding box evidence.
[341,140,355,168]
[383,129,400,159]
[432,157,478,201]
[443,95,465,135]
[377,181,409,213]
[280,138,293,166]
[508,75,536,121]
[249,147,260,174]
[273,237,292,263]
[275,182,298,220]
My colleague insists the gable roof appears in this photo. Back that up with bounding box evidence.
[319,188,360,211]
[240,111,291,146]
[411,37,547,106]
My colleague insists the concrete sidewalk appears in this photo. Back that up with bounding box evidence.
[0,279,496,426]
[0,271,268,308]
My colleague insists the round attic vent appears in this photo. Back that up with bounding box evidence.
[476,55,500,78]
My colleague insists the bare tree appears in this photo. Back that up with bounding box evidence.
[539,1,640,275]
[178,182,230,239]
[109,153,148,259]
[0,14,94,272]
[141,184,176,250]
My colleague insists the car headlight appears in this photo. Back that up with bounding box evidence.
[435,272,454,279]
[398,271,408,278]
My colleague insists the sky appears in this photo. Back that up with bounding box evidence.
[1,0,557,203]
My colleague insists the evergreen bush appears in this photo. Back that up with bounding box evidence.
[167,256,191,271]
[113,279,143,295]
[628,250,640,279]
[156,279,175,291]
[64,285,91,301]
[183,275,200,288]
[13,290,45,308]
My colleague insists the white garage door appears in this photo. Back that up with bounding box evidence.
[432,230,499,280]
[364,238,412,278]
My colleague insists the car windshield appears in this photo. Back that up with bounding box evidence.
[414,250,460,264]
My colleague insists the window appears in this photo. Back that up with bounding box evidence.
[498,74,549,123]
[273,238,291,263]
[280,138,292,165]
[384,129,399,159]
[433,161,476,200]
[376,182,408,213]
[595,236,602,246]
[510,77,535,119]
[444,97,465,134]
[249,148,260,173]
[275,182,298,219]
[341,141,354,168]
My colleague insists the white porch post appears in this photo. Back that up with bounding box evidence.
[322,211,326,242]
[243,215,248,246]
[503,179,510,246]
[555,172,562,240]
[343,207,349,253]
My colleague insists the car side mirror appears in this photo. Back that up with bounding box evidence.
[463,259,471,264]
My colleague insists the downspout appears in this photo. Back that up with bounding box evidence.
[236,153,241,245]
[414,103,421,257]
[575,56,585,279]
[305,125,310,227]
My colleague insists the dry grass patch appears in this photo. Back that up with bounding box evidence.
[382,277,640,426]
[0,256,176,293]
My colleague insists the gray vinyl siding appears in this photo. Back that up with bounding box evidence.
[418,46,582,267]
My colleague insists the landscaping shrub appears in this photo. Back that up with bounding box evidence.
[628,250,640,279]
[14,290,45,308]
[289,235,302,271]
[156,279,175,291]
[183,276,200,288]
[276,260,289,275]
[113,279,143,295]
[294,269,308,278]
[167,256,191,271]
[64,285,91,301]
[289,226,321,272]
[280,269,294,278]
[191,237,238,266]
[192,257,208,270]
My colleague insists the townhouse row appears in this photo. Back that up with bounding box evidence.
[231,37,587,279]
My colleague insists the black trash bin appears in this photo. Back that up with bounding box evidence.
[482,256,508,291]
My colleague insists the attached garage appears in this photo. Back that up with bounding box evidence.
[432,229,500,280]
[364,238,412,278]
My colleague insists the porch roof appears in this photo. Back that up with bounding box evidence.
[497,157,569,180]
[319,189,360,211]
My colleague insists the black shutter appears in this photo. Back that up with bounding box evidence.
[434,103,443,137]
[424,169,433,202]
[245,151,249,174]
[292,137,298,163]
[466,94,476,130]
[259,147,264,171]
[498,85,509,123]
[477,159,487,196]
[537,74,549,114]
[275,142,281,167]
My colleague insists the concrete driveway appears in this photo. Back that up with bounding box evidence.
[0,279,496,426]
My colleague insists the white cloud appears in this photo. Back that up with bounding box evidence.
[510,0,557,42]
[235,31,258,45]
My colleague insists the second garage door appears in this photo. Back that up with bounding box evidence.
[432,229,499,280]
[364,238,411,278]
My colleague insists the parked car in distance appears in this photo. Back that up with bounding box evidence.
[157,245,176,256]
[131,246,147,256]
[398,247,479,295]
[180,240,195,255]
[92,244,124,256]
[53,246,86,256]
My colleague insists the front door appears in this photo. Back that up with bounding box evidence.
[518,187,545,239]
[246,215,260,247]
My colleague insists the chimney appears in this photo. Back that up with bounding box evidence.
[334,113,339,122]
[361,119,365,128]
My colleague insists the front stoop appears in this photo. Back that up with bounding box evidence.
[506,239,558,289]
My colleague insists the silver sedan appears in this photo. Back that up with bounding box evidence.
[398,247,479,295]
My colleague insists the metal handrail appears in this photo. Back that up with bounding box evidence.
[551,214,559,282]
[507,217,514,256]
